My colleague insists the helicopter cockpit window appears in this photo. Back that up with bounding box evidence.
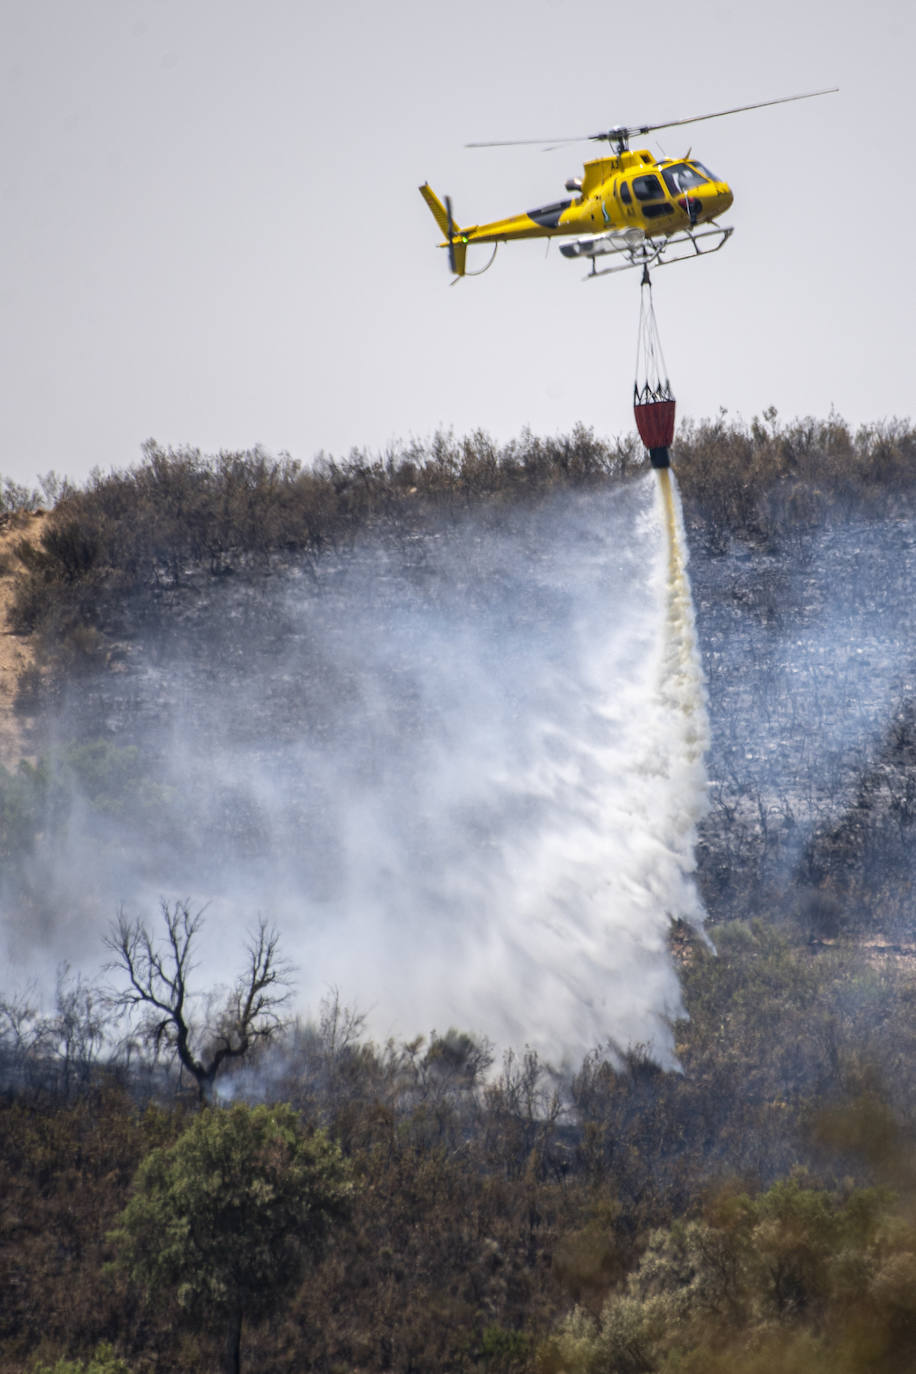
[691,162,719,183]
[632,174,665,202]
[620,181,632,204]
[660,163,709,196]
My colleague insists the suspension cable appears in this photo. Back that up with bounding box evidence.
[634,265,673,405]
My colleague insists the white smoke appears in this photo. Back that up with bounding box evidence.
[5,472,710,1068]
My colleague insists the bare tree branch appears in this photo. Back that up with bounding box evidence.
[105,900,293,1102]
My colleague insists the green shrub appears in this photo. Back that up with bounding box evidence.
[30,1343,132,1374]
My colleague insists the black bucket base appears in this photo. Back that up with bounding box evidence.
[649,446,671,469]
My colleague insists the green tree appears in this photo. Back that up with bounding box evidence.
[111,1102,354,1374]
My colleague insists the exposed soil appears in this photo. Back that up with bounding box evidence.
[0,511,43,769]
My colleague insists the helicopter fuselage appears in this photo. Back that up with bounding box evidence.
[420,149,733,275]
[464,150,731,243]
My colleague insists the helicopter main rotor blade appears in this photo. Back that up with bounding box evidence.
[465,135,588,148]
[633,87,839,139]
[466,88,838,151]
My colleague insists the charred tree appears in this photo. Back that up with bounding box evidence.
[105,900,292,1101]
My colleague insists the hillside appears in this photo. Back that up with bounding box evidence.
[3,416,915,948]
[2,415,916,1374]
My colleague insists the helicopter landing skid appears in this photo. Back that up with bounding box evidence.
[560,224,734,279]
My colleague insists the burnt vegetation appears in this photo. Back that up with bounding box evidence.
[4,427,631,643]
[3,412,916,1371]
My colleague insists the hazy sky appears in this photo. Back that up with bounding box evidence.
[0,0,912,487]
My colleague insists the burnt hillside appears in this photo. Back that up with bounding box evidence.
[3,413,916,949]
[2,415,916,1374]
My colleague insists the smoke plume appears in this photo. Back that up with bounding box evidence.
[5,473,711,1066]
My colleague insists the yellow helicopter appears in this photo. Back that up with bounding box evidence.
[420,89,837,280]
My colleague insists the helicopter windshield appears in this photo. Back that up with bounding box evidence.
[691,162,719,182]
[660,162,710,195]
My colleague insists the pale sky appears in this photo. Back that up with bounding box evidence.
[0,0,912,487]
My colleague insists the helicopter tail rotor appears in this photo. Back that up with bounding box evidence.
[444,194,457,275]
[419,183,467,277]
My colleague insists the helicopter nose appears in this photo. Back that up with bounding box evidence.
[680,181,732,224]
[715,181,734,214]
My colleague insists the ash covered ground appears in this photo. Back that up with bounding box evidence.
[688,507,916,934]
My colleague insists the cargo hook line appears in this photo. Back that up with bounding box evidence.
[634,265,671,405]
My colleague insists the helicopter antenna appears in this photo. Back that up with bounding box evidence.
[465,87,838,153]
